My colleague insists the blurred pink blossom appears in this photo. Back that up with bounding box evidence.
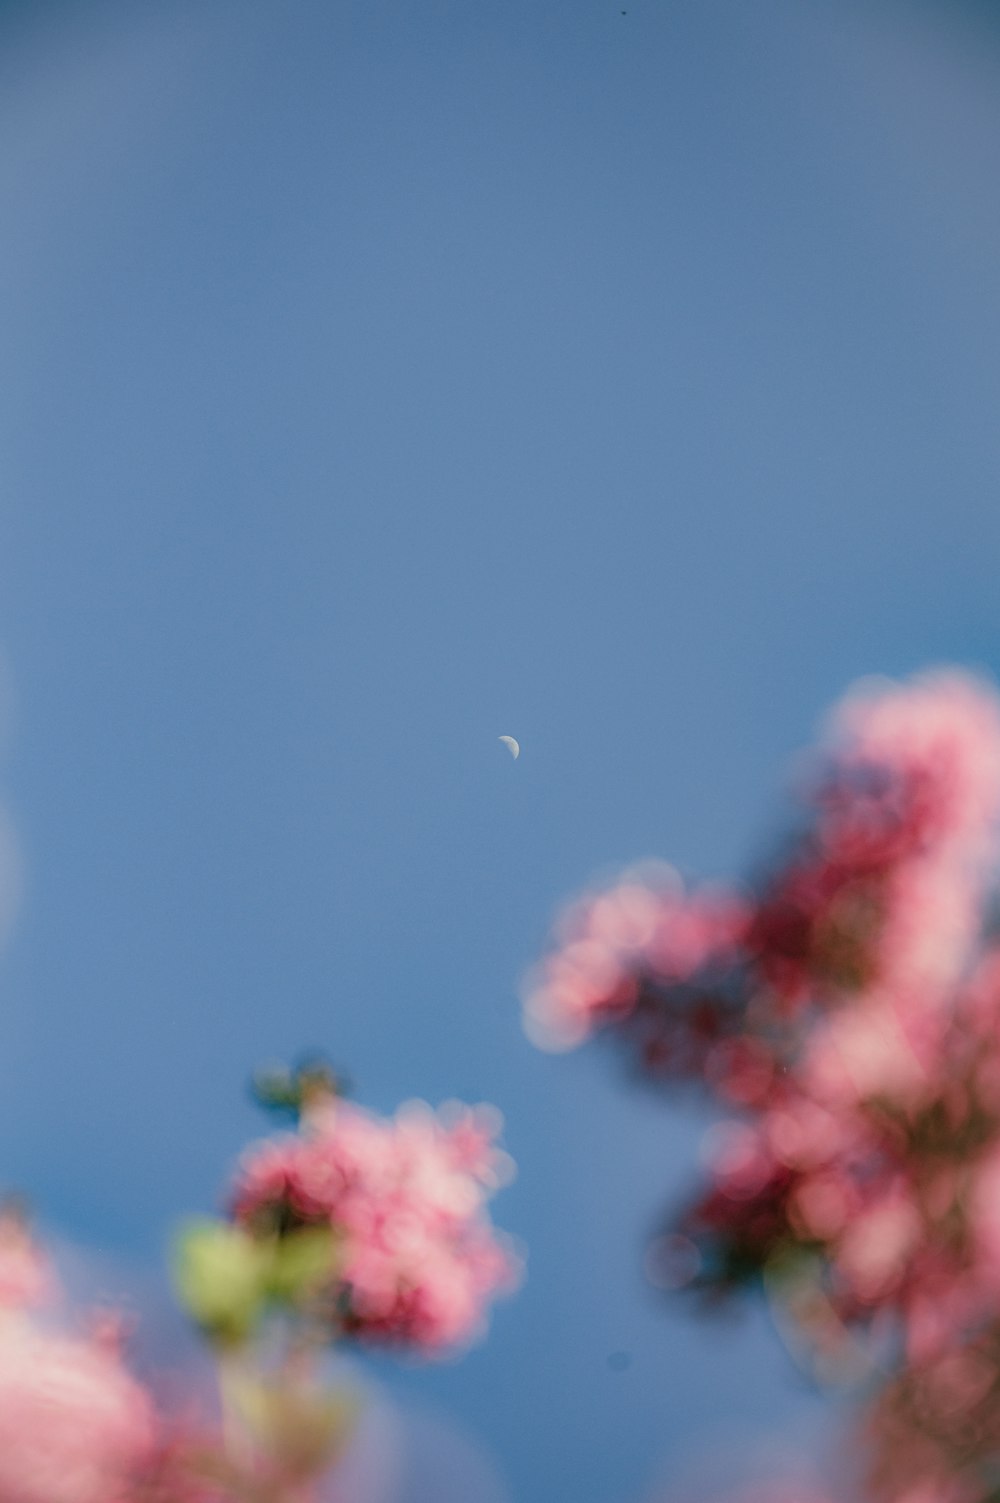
[0,1319,156,1503]
[529,669,1000,1503]
[233,1096,519,1355]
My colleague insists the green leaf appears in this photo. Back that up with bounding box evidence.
[172,1220,267,1346]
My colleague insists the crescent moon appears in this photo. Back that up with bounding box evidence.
[498,736,520,760]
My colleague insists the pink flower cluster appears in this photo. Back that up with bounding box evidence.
[525,671,1000,1058]
[749,672,1000,1016]
[0,1323,157,1503]
[0,1216,226,1503]
[231,1095,519,1353]
[522,865,748,1059]
[675,961,1000,1345]
[0,1081,518,1502]
[527,670,1000,1503]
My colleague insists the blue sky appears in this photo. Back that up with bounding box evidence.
[3,1,1000,1499]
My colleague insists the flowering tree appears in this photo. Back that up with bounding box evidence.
[524,669,1000,1503]
[0,1067,517,1502]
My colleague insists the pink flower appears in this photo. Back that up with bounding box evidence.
[232,1097,519,1355]
[799,997,941,1111]
[0,1322,156,1503]
[527,668,1000,1501]
[521,872,747,1053]
[833,1190,923,1303]
[829,670,1000,862]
